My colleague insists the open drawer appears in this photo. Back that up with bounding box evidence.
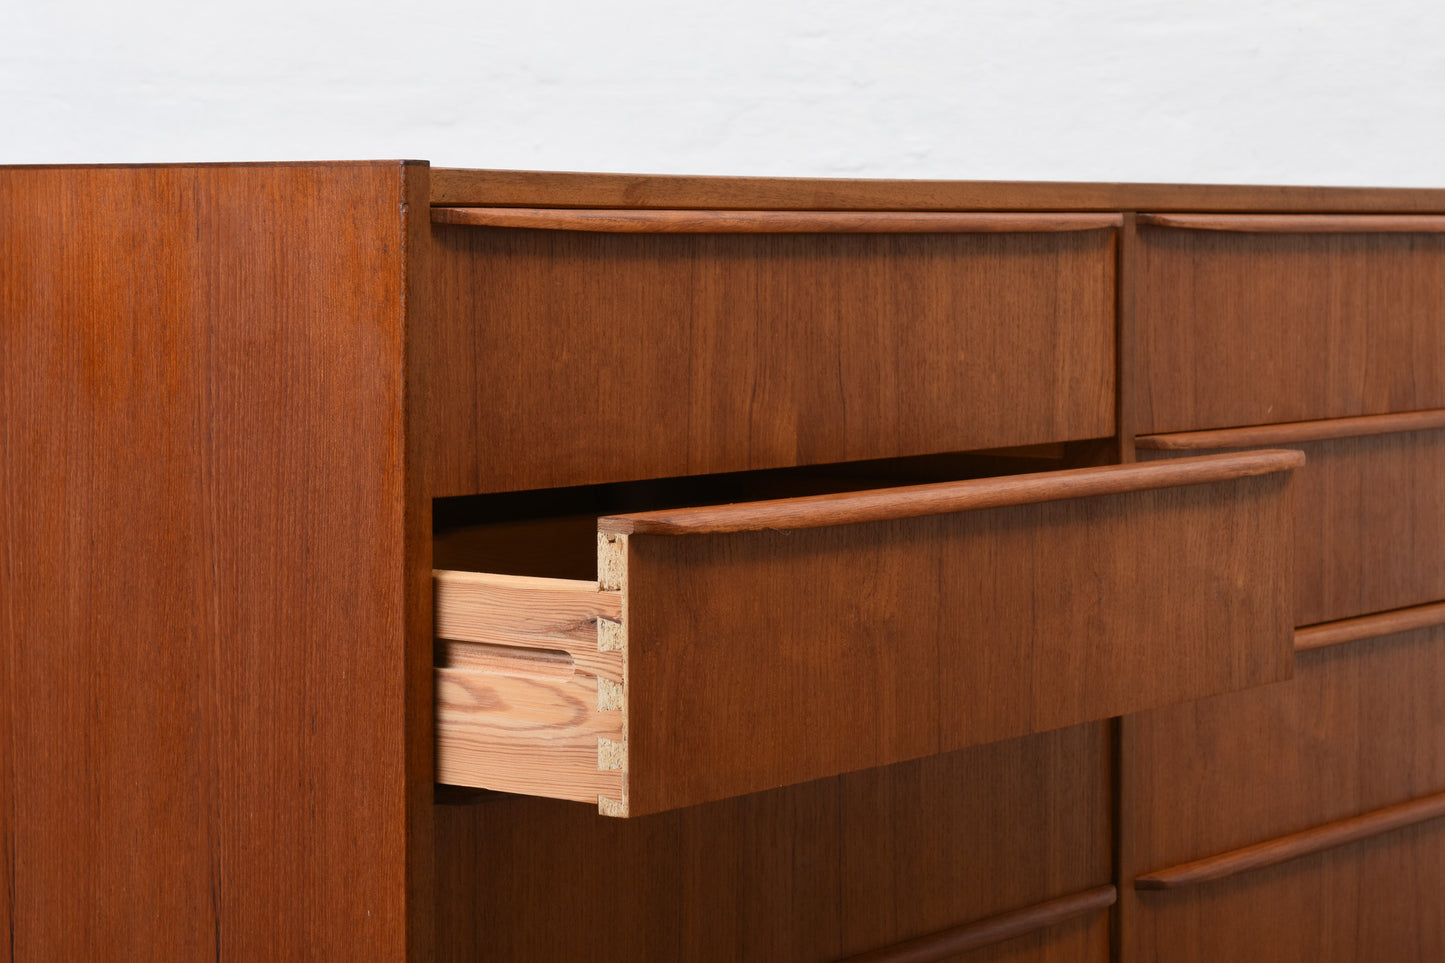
[435,451,1301,816]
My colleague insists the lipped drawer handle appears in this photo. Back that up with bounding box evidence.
[598,450,1305,535]
[1138,213,1445,233]
[432,207,1123,234]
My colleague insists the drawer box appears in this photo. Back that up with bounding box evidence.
[435,451,1299,816]
[1139,410,1445,625]
[429,210,1119,494]
[1135,215,1445,434]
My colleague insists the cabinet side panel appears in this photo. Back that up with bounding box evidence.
[0,164,412,960]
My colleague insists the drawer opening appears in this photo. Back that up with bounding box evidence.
[433,442,1103,581]
[432,442,1106,814]
[434,442,1300,817]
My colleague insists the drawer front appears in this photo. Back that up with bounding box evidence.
[1139,414,1445,625]
[436,451,1298,816]
[1129,820,1445,963]
[1127,622,1445,878]
[1135,216,1445,434]
[1123,620,1445,962]
[436,727,1112,963]
[430,218,1117,494]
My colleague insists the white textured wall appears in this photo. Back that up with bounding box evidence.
[7,0,1445,185]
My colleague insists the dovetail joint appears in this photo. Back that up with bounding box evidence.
[597,677,623,711]
[598,737,626,771]
[598,617,623,652]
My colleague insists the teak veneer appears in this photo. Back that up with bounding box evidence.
[5,163,1445,962]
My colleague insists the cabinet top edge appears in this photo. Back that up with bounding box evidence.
[431,167,1445,213]
[0,160,427,171]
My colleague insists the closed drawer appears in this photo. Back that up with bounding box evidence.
[1139,410,1445,625]
[1135,214,1445,434]
[1129,819,1445,963]
[434,451,1299,816]
[429,209,1119,494]
[1124,614,1445,962]
[437,726,1114,963]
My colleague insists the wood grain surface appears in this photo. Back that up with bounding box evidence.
[430,168,1445,213]
[431,206,1123,233]
[838,886,1116,963]
[427,226,1115,495]
[1135,213,1445,232]
[433,570,625,803]
[1136,790,1445,890]
[1142,428,1445,625]
[1135,226,1445,432]
[434,665,624,802]
[433,725,1110,963]
[598,451,1302,535]
[620,465,1294,815]
[1121,622,1445,961]
[1137,408,1445,449]
[1296,600,1445,653]
[1127,822,1445,963]
[0,163,423,959]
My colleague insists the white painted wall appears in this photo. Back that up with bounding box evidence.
[6,0,1444,185]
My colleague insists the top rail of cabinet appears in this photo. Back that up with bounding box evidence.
[430,168,1445,214]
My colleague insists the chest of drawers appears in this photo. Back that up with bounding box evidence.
[4,162,1445,961]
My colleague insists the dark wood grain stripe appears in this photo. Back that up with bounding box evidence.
[431,207,1123,234]
[1138,213,1445,232]
[1137,409,1445,450]
[836,886,1116,963]
[598,450,1303,535]
[1295,601,1445,653]
[1135,790,1445,890]
[430,169,1445,213]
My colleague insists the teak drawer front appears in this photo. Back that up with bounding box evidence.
[436,727,1113,963]
[1128,820,1445,963]
[435,452,1299,816]
[429,217,1117,494]
[1134,215,1445,434]
[1124,619,1445,963]
[1139,412,1445,626]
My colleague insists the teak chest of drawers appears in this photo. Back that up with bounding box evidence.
[4,162,1445,961]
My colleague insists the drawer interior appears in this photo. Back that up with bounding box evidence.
[434,444,1086,582]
